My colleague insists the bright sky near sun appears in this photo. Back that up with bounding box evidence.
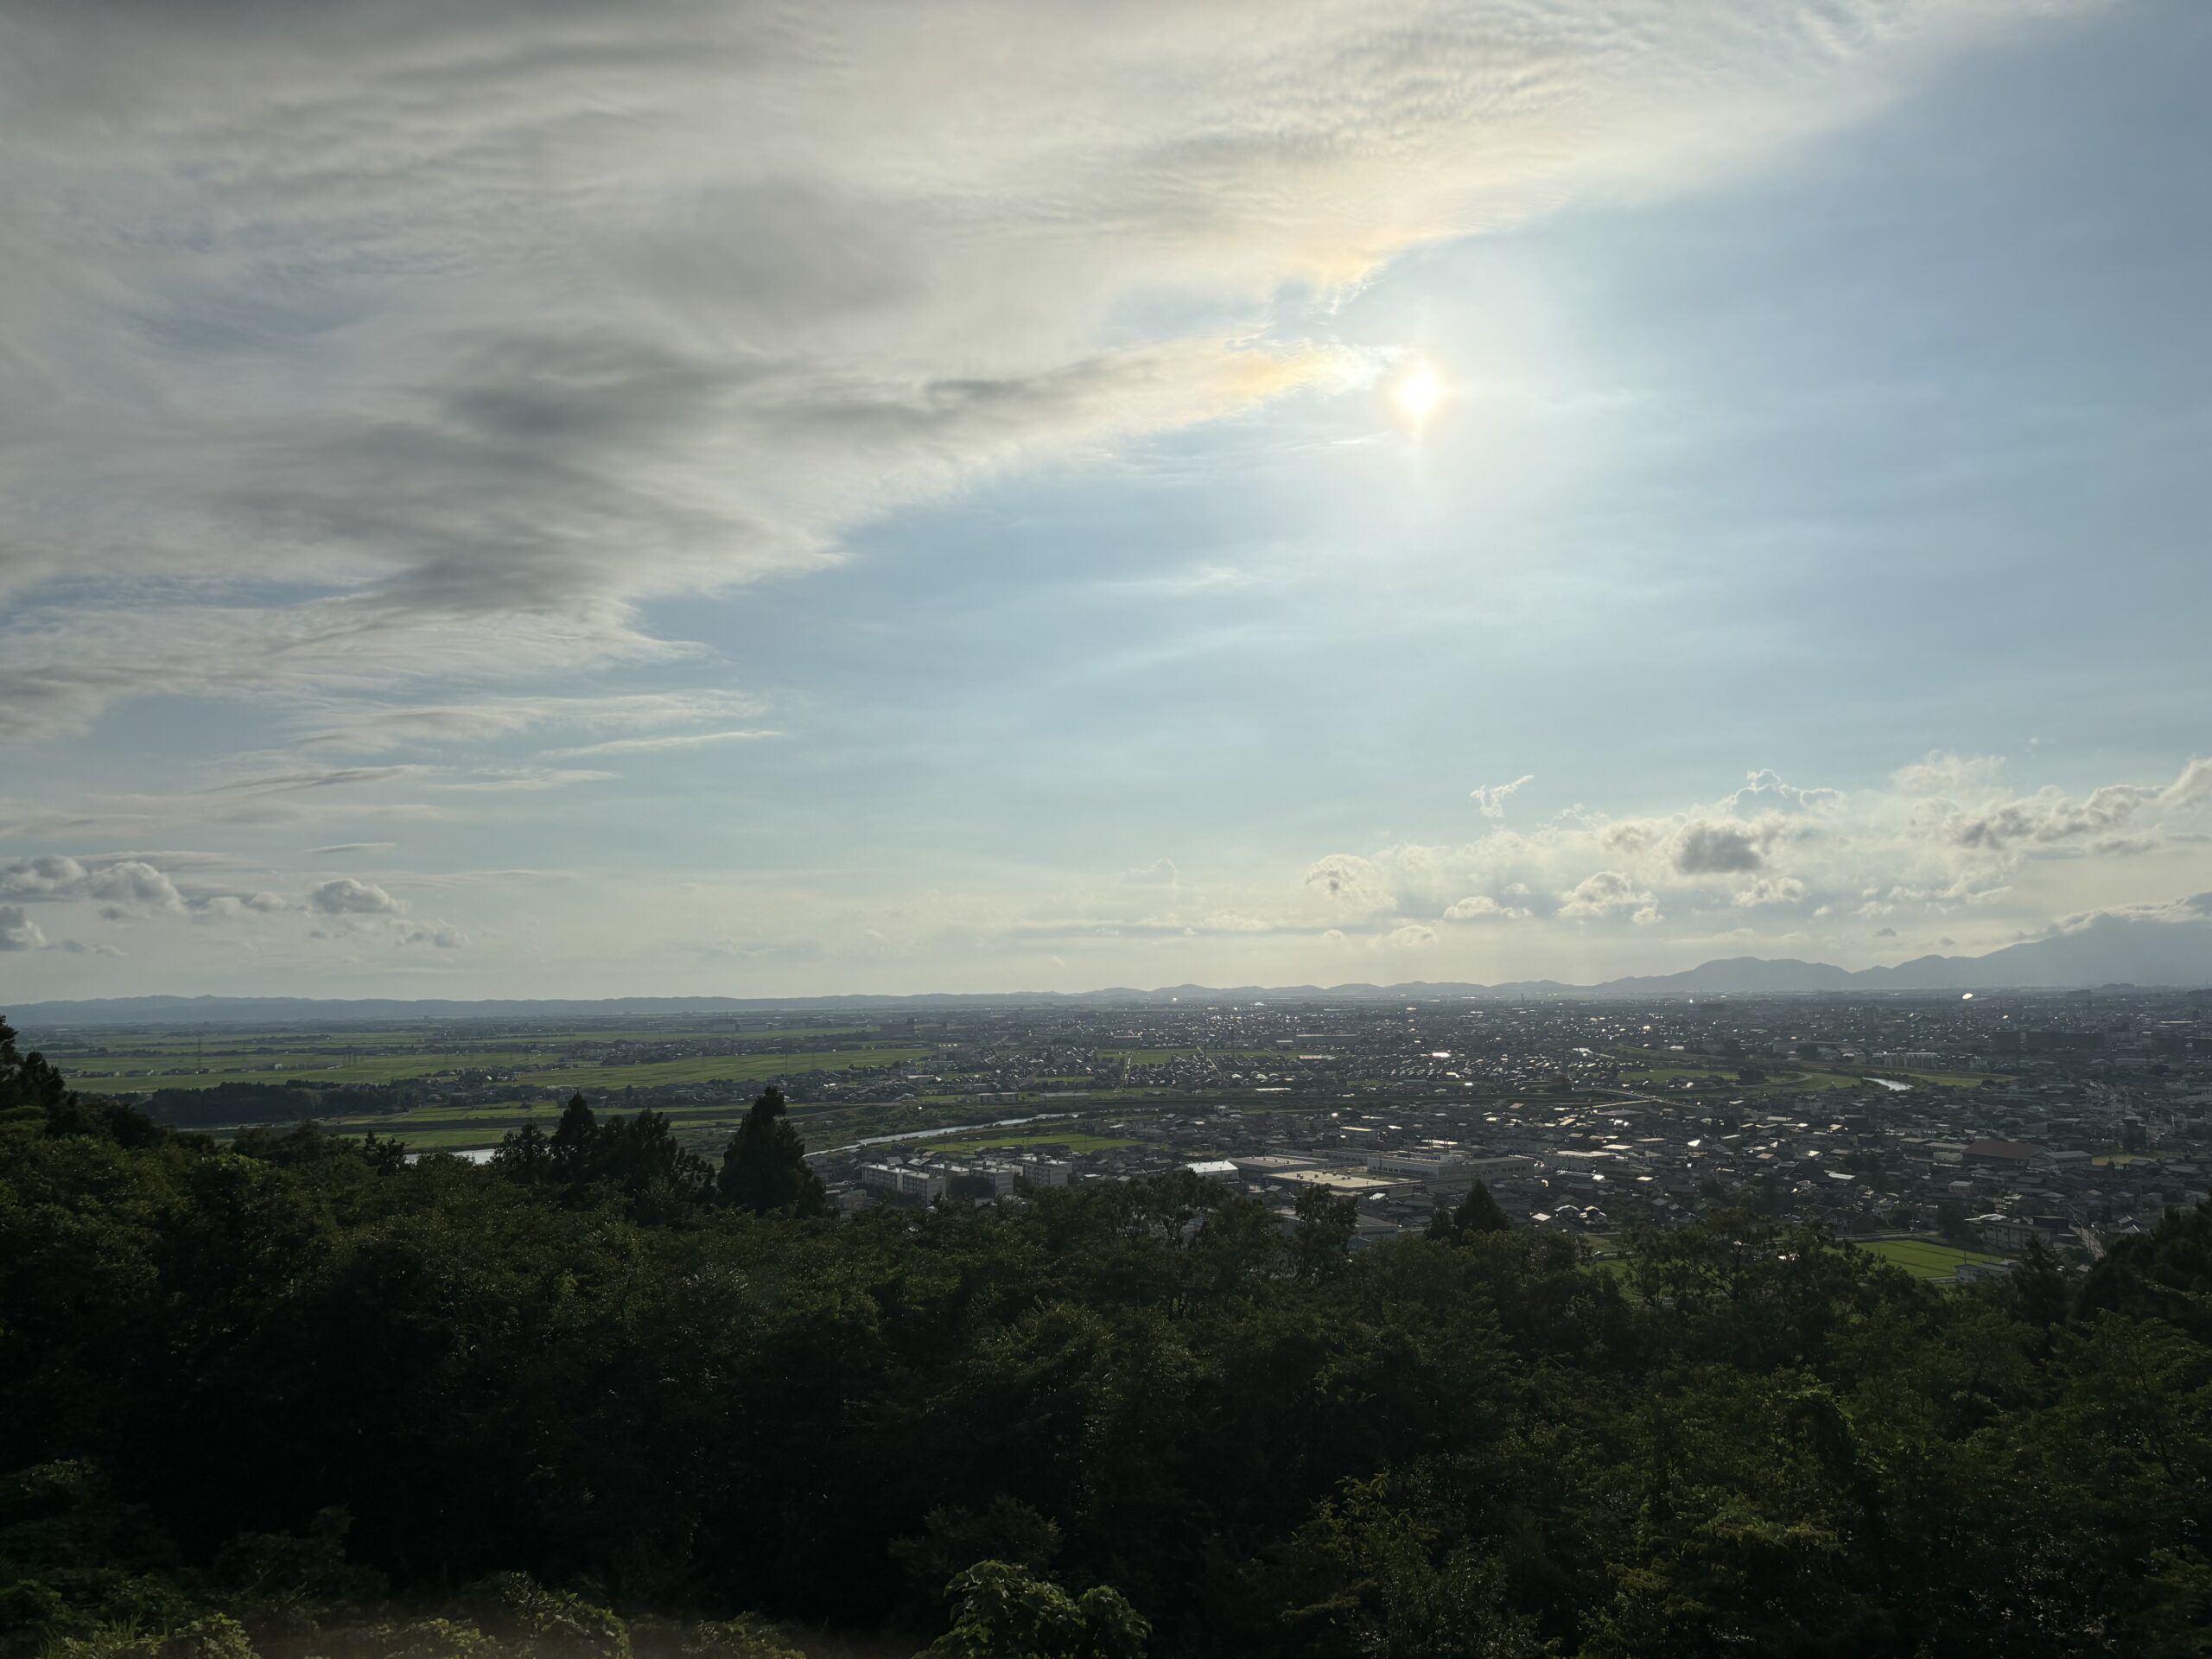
[3,0,2209,998]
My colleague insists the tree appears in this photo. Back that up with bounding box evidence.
[1936,1198,1974,1247]
[0,1014,68,1120]
[925,1562,1147,1659]
[550,1092,598,1177]
[719,1086,827,1217]
[1291,1184,1357,1280]
[1446,1181,1511,1240]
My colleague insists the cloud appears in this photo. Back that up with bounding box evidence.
[402,923,467,949]
[1556,870,1656,921]
[1669,819,1778,875]
[2,855,182,913]
[2052,890,2212,931]
[1944,757,2212,851]
[1730,769,1842,811]
[308,878,405,917]
[1204,911,1273,933]
[298,690,769,753]
[1443,894,1529,923]
[194,893,290,924]
[1124,859,1179,887]
[1382,923,1435,950]
[1305,854,1388,910]
[543,728,780,759]
[208,767,422,797]
[1471,775,1535,819]
[85,861,187,914]
[1894,752,2004,793]
[0,0,2090,744]
[1732,875,1809,907]
[0,907,47,951]
[0,855,89,900]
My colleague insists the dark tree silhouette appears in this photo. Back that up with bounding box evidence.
[719,1085,827,1217]
[1431,1179,1511,1242]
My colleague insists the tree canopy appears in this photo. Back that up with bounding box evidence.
[3,1023,2209,1658]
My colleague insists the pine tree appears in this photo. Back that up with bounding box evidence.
[719,1085,827,1217]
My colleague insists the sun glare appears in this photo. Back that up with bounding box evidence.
[1392,360,1442,429]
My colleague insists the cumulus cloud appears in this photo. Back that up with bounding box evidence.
[1305,854,1389,911]
[0,0,2092,744]
[1944,757,2212,850]
[0,907,48,951]
[2,855,183,914]
[1669,818,1783,875]
[1732,875,1810,908]
[1443,894,1529,923]
[194,893,290,925]
[1471,775,1535,819]
[1382,923,1436,950]
[1729,769,1842,811]
[0,855,88,899]
[86,861,187,915]
[308,878,405,917]
[1557,870,1656,922]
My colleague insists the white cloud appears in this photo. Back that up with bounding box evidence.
[1443,894,1528,923]
[1732,875,1810,907]
[2,855,183,914]
[1557,870,1656,921]
[1893,752,2005,793]
[298,690,770,753]
[1730,769,1843,812]
[1204,911,1273,933]
[1943,757,2212,850]
[543,728,780,759]
[1304,854,1389,912]
[308,878,405,917]
[0,907,47,952]
[194,893,290,925]
[1382,923,1436,950]
[0,0,2090,743]
[1471,774,1535,819]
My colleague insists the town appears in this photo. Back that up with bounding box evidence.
[785,988,2212,1274]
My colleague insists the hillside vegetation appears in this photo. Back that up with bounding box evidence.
[3,1017,2208,1657]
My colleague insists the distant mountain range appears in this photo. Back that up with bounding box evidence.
[9,910,2209,1027]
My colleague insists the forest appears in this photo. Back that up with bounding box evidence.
[3,1014,2208,1658]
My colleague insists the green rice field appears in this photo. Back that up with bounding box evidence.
[1855,1236,2009,1281]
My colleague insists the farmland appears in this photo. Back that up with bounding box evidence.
[1855,1236,2011,1281]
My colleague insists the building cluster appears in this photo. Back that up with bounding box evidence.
[805,988,2212,1273]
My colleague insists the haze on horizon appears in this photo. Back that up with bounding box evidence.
[3,0,2209,1001]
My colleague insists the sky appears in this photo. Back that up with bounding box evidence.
[3,0,2209,1000]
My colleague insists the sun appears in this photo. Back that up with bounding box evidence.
[1392,360,1442,429]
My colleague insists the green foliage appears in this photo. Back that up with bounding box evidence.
[1428,1182,1510,1243]
[4,1024,2212,1658]
[718,1088,826,1217]
[924,1563,1147,1659]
